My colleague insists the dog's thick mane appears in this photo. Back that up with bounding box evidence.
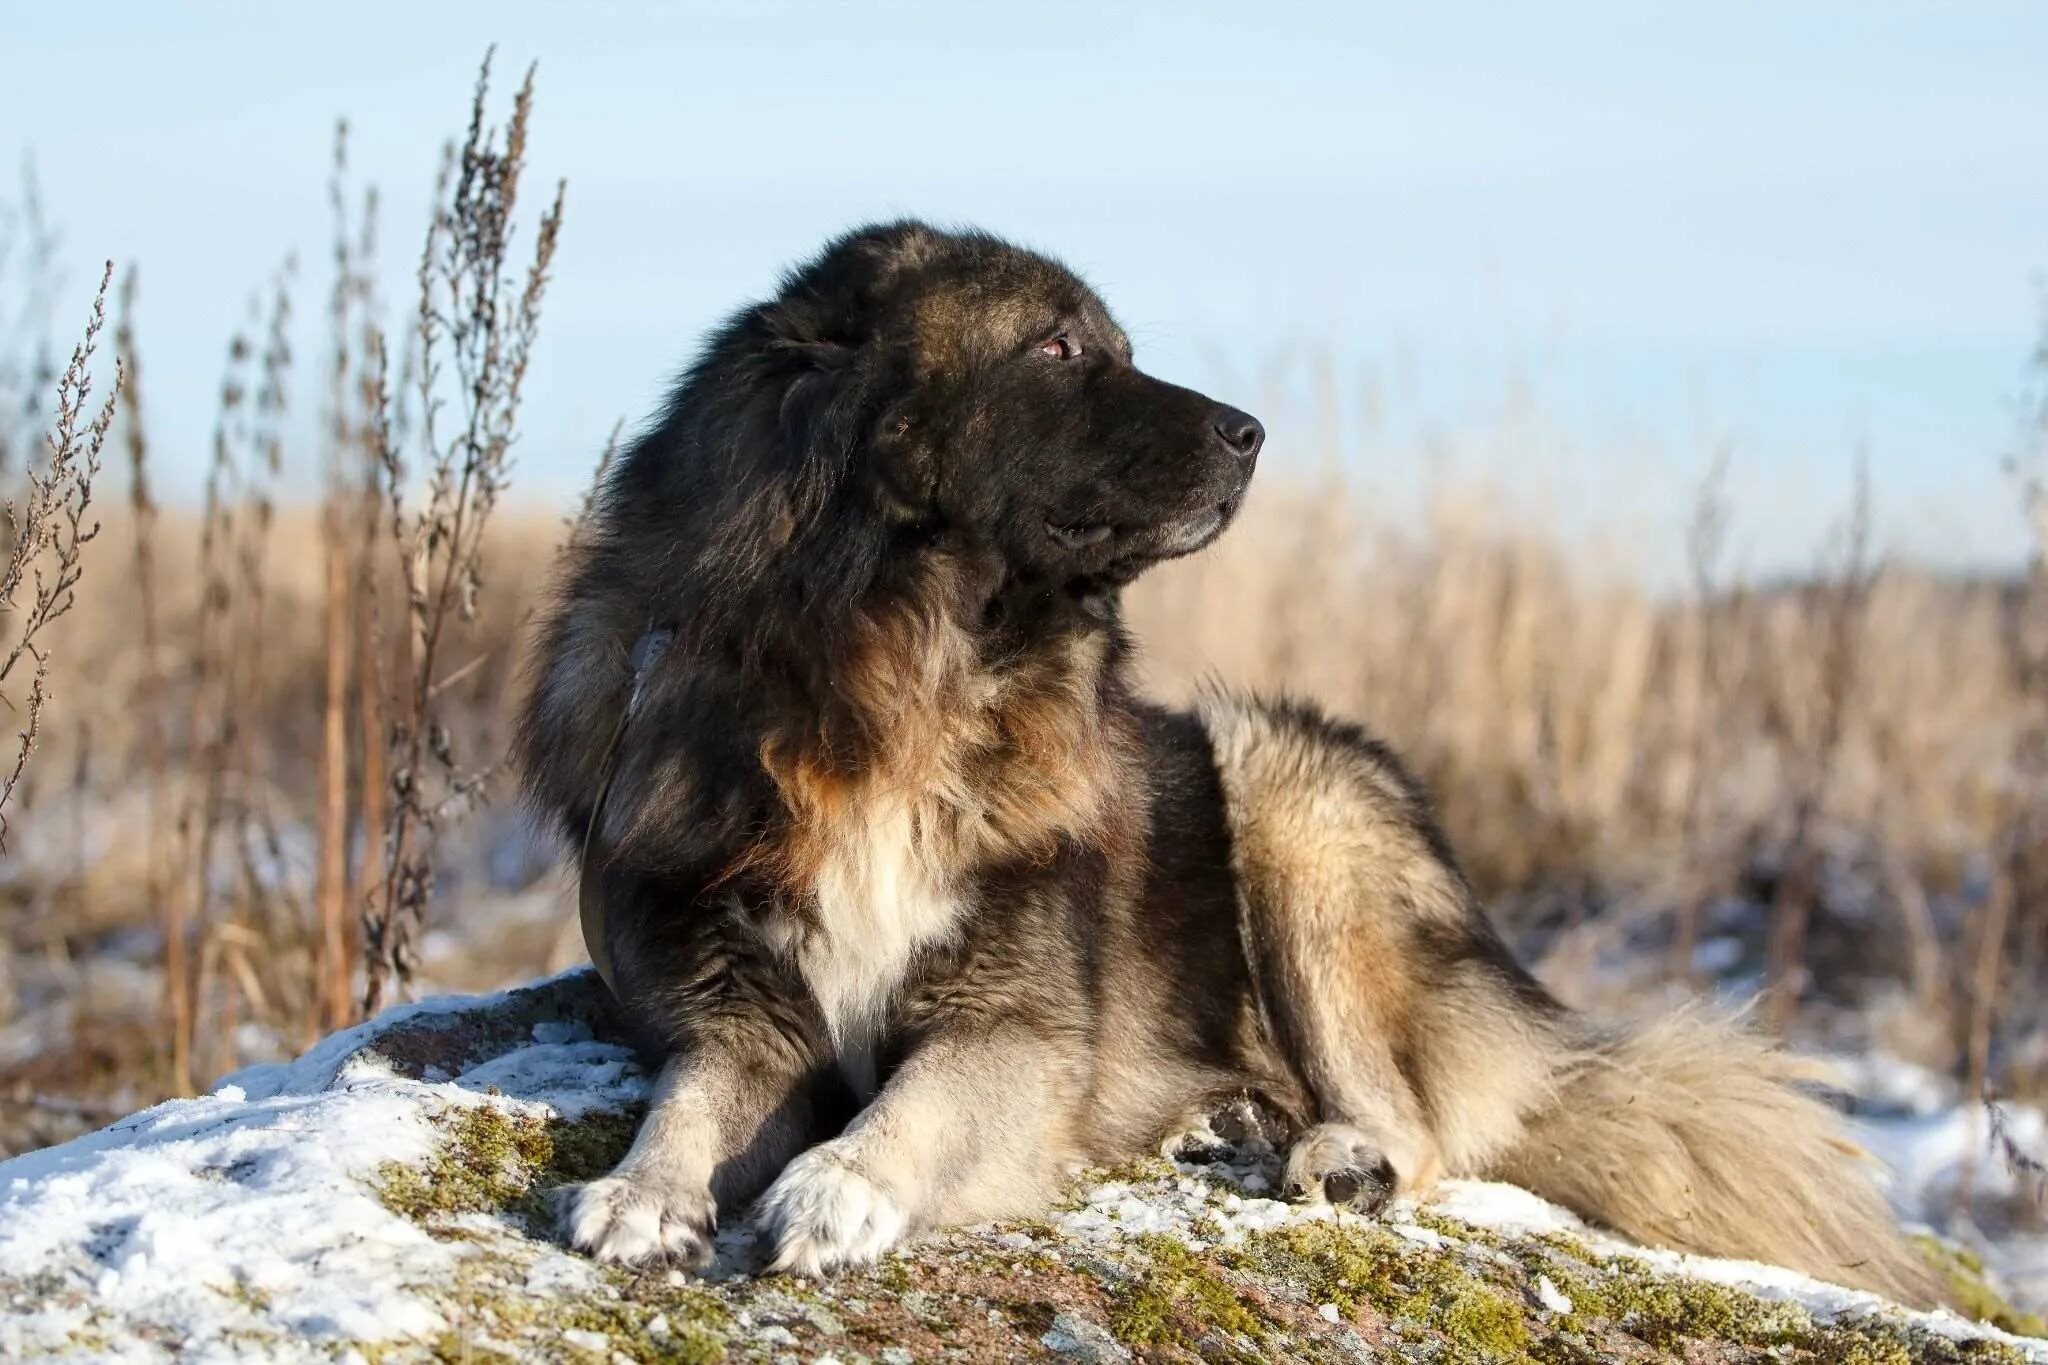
[519,228,1139,969]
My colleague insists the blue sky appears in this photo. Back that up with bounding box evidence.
[5,1,2045,578]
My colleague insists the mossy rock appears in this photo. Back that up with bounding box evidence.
[357,1100,2043,1363]
[5,972,2038,1364]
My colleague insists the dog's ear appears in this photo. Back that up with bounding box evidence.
[753,301,882,521]
[770,336,859,453]
[769,335,856,373]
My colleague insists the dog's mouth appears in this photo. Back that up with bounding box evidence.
[1044,497,1245,626]
[1045,521,1115,552]
[1148,499,1237,558]
[1046,494,1242,567]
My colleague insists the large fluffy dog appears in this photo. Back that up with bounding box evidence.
[519,222,1941,1304]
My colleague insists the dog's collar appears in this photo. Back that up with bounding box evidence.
[578,623,676,998]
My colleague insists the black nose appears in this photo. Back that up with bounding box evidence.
[1212,406,1264,464]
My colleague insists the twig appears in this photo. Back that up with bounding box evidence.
[0,261,121,850]
[362,49,565,1014]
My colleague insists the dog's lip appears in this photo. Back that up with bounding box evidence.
[1149,503,1232,556]
[1045,520,1115,551]
[1048,492,1244,558]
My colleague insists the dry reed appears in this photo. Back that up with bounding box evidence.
[359,49,565,1015]
[1,262,120,850]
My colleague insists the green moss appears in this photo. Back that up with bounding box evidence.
[1229,1219,1535,1361]
[1798,1315,2031,1365]
[1223,1215,2026,1365]
[1414,1208,1508,1250]
[1084,1156,1177,1187]
[1583,1255,1809,1350]
[373,1103,639,1228]
[1504,1238,2031,1364]
[376,1104,552,1221]
[346,1112,2039,1364]
[424,1248,732,1364]
[1438,1280,1532,1359]
[1914,1234,2048,1339]
[1103,1233,1266,1355]
[1226,1219,1408,1318]
[872,1255,916,1294]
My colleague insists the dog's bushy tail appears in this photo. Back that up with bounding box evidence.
[1491,1007,1948,1309]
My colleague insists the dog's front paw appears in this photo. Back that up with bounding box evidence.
[1282,1122,1400,1214]
[755,1145,908,1276]
[561,1172,716,1269]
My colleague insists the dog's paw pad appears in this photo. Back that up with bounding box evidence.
[561,1173,716,1269]
[755,1147,907,1276]
[1283,1123,1398,1215]
[1160,1124,1231,1165]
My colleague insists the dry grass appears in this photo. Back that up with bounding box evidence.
[0,54,2043,1167]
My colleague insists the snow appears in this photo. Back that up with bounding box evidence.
[0,971,653,1363]
[1535,1275,1574,1315]
[0,969,2042,1362]
[1851,1074,2048,1321]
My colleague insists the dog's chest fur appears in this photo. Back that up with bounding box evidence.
[757,793,963,1094]
[750,603,1118,1092]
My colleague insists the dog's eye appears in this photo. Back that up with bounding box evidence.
[1036,334,1079,361]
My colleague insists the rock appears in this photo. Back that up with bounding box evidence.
[1042,1310,1132,1361]
[0,970,2042,1363]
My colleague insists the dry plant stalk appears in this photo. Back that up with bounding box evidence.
[0,261,121,850]
[164,314,252,1095]
[361,50,565,1015]
[314,121,381,1033]
[1669,445,1732,980]
[1988,1100,2048,1216]
[0,160,61,483]
[1764,452,1875,1032]
[1962,349,2048,1200]
[164,264,297,1093]
[117,266,176,1075]
[347,182,388,1023]
[214,263,298,1082]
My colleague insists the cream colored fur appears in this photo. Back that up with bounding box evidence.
[1197,690,1947,1308]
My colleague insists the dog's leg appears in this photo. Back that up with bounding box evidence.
[1201,696,1453,1209]
[564,997,820,1269]
[1254,897,1446,1212]
[1202,694,1577,1210]
[754,1026,1080,1275]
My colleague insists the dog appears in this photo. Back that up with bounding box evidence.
[517,221,1944,1306]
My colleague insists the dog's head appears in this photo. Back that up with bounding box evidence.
[677,222,1260,631]
[805,223,1260,586]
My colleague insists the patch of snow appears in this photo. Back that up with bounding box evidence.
[1857,1099,2048,1316]
[1690,935,1745,976]
[0,971,652,1363]
[1392,1222,1449,1248]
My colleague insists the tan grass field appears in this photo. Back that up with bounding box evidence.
[0,57,2043,1175]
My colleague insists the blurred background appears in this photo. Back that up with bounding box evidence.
[1,0,2044,1315]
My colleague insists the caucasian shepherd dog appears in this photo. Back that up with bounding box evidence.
[519,221,1941,1305]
